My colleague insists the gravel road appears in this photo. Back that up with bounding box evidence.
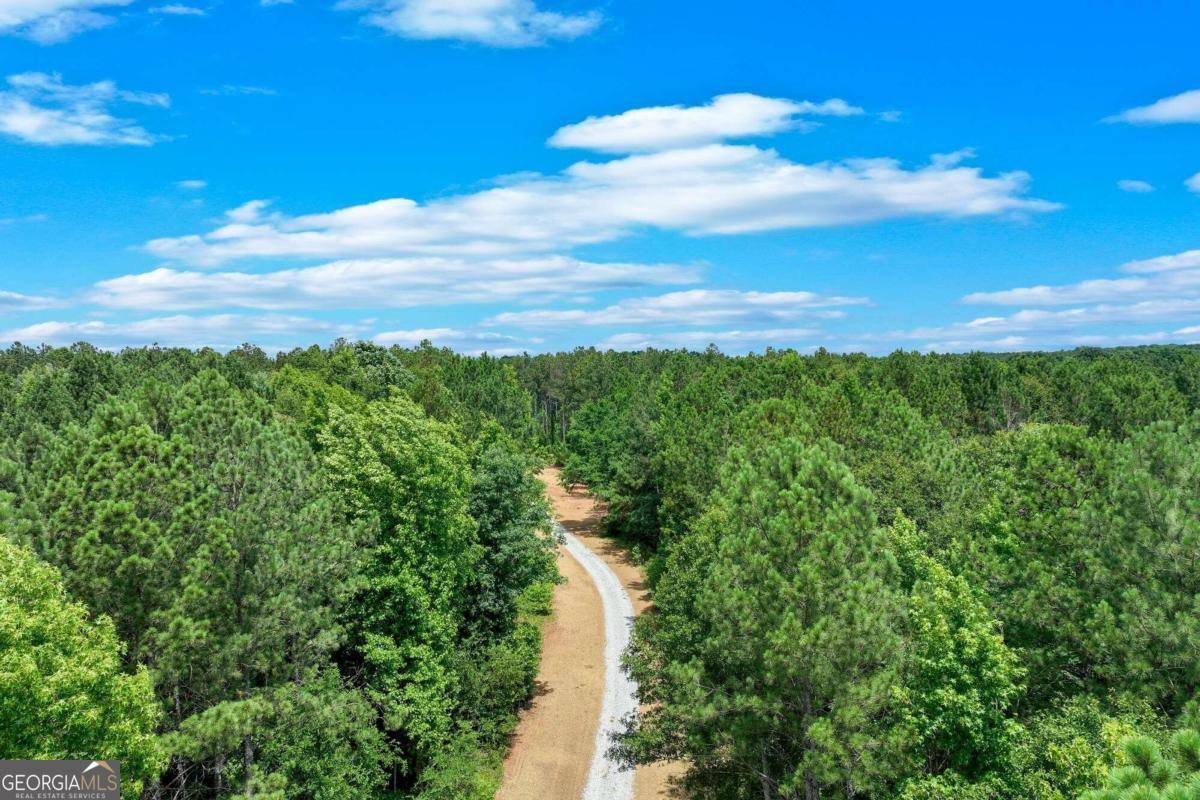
[557,519,637,800]
[496,470,677,800]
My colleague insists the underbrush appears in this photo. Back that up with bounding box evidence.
[415,580,556,799]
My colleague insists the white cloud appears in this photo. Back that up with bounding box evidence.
[1122,249,1200,273]
[548,93,863,153]
[0,0,130,43]
[145,146,1057,266]
[72,94,1054,353]
[0,72,168,146]
[596,327,819,353]
[344,0,601,47]
[199,84,278,96]
[486,288,869,328]
[939,300,1200,334]
[5,71,168,107]
[962,276,1160,306]
[176,179,207,189]
[849,300,1200,354]
[1107,89,1200,125]
[150,3,204,13]
[928,148,977,168]
[223,198,270,223]
[918,330,1196,354]
[1187,172,1200,194]
[881,246,1200,353]
[374,326,538,355]
[963,248,1200,305]
[1,313,363,350]
[16,8,111,41]
[1118,179,1154,193]
[87,256,700,310]
[0,289,57,312]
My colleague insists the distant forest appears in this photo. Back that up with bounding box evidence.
[5,341,1200,800]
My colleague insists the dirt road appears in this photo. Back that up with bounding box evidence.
[495,468,679,800]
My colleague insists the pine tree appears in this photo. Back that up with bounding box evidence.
[22,372,367,800]
[1082,731,1200,800]
[625,438,905,799]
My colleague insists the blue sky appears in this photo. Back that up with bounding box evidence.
[1,0,1198,354]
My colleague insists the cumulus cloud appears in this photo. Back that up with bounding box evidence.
[145,145,1057,266]
[0,72,168,146]
[1,313,363,350]
[0,0,131,43]
[87,256,700,310]
[1187,172,1200,194]
[1117,179,1154,193]
[1107,89,1200,125]
[548,93,863,153]
[486,288,869,328]
[343,0,601,47]
[43,92,1055,354]
[596,327,819,353]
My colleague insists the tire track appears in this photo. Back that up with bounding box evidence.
[556,519,637,800]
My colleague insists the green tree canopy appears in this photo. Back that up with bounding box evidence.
[0,537,164,798]
[626,438,905,800]
[319,394,478,777]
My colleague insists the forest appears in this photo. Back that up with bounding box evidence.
[515,344,1200,800]
[5,340,1200,800]
[0,341,558,800]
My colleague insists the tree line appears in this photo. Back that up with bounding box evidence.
[7,339,1200,800]
[0,340,556,800]
[512,344,1200,800]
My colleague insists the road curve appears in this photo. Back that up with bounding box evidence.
[494,515,604,800]
[557,519,637,800]
[496,469,679,800]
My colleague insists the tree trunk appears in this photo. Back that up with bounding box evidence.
[760,748,774,800]
[168,756,186,800]
[802,687,819,800]
[243,736,254,800]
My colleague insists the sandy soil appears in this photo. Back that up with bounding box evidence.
[560,517,636,800]
[494,506,605,800]
[495,467,682,800]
